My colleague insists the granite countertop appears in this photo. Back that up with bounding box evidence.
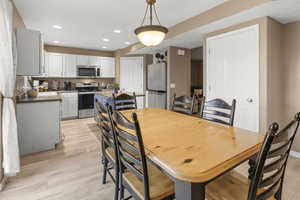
[45,90,78,93]
[16,95,62,104]
[95,91,145,98]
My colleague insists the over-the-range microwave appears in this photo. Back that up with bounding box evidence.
[77,66,101,77]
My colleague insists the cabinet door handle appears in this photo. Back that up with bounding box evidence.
[246,98,254,103]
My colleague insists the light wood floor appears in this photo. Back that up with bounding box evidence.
[1,118,300,200]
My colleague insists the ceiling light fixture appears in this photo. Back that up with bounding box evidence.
[125,41,131,45]
[53,41,60,44]
[135,0,168,47]
[103,38,110,42]
[113,29,121,33]
[102,46,107,49]
[52,25,62,29]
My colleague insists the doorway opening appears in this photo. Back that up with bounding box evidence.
[191,47,203,97]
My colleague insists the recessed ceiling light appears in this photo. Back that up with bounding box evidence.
[102,46,107,49]
[52,25,62,29]
[53,41,60,44]
[103,38,110,42]
[125,41,131,45]
[113,29,121,33]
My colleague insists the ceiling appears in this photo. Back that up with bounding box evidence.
[132,0,300,54]
[13,0,226,51]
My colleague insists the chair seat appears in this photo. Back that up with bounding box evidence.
[123,163,174,200]
[206,171,275,200]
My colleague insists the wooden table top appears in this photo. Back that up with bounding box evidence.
[121,108,263,183]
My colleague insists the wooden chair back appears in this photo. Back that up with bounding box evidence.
[112,93,137,111]
[200,96,236,126]
[108,106,151,200]
[95,102,118,155]
[248,113,300,200]
[171,93,196,115]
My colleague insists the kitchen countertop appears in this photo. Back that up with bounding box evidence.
[45,90,78,93]
[95,91,145,98]
[16,95,62,104]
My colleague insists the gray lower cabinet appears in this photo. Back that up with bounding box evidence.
[61,92,78,119]
[16,101,61,155]
[136,96,144,109]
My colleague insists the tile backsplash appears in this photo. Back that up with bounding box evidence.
[16,76,115,94]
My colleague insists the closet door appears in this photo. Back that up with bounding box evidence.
[120,57,144,94]
[206,25,259,132]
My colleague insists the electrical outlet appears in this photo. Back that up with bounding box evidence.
[170,83,176,89]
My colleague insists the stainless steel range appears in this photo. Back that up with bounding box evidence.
[76,82,99,118]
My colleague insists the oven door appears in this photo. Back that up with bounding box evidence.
[77,67,96,77]
[78,93,95,110]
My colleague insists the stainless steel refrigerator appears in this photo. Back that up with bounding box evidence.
[147,63,167,109]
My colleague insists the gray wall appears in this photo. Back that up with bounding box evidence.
[0,95,3,186]
[167,47,191,109]
[282,21,300,152]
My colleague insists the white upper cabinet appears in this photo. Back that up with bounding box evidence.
[43,53,115,78]
[77,55,89,65]
[63,54,77,77]
[46,53,63,77]
[101,57,115,78]
[89,56,101,66]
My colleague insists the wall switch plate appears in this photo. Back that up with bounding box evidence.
[170,83,176,89]
[177,49,185,56]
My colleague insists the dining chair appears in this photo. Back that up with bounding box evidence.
[107,106,175,200]
[171,93,196,115]
[206,112,300,200]
[200,96,236,126]
[95,102,119,200]
[112,92,137,111]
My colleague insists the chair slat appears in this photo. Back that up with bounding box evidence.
[116,126,138,142]
[119,139,140,155]
[268,139,291,158]
[116,105,136,110]
[273,120,296,144]
[174,95,193,104]
[113,112,135,130]
[202,115,229,125]
[203,109,231,118]
[259,166,284,188]
[115,99,136,104]
[263,153,288,173]
[257,179,281,200]
[205,98,232,110]
[119,147,142,167]
[120,157,144,180]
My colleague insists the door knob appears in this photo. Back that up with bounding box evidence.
[247,98,254,103]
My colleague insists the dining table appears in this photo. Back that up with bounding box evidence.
[121,108,263,200]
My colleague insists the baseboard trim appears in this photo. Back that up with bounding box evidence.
[0,176,7,191]
[290,151,300,159]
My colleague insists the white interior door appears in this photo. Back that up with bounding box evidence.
[120,57,144,94]
[206,25,259,132]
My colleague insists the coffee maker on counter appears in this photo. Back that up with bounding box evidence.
[64,81,72,90]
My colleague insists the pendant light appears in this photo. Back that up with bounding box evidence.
[135,0,168,47]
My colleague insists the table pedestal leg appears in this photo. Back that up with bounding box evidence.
[175,179,205,200]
